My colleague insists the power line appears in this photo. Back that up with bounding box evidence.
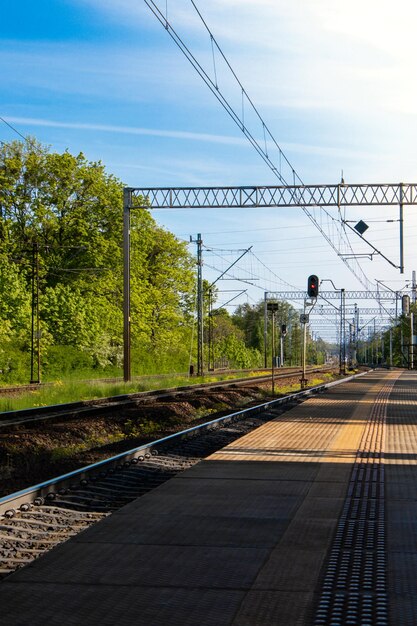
[0,116,27,142]
[144,0,374,290]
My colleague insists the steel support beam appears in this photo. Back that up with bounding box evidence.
[268,291,405,300]
[129,183,417,209]
[123,181,414,379]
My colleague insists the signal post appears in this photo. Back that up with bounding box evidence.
[301,275,319,389]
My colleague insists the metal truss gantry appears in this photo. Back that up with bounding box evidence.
[267,291,404,301]
[312,308,396,316]
[263,289,403,372]
[123,182,417,381]
[128,183,417,209]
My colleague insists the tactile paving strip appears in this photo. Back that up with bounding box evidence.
[312,374,400,626]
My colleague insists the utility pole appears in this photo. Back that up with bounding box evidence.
[355,304,359,366]
[401,328,404,367]
[267,302,279,393]
[190,234,204,377]
[208,289,213,371]
[123,188,131,382]
[399,182,404,274]
[264,293,268,368]
[389,329,393,367]
[280,326,285,367]
[272,310,276,393]
[340,289,346,374]
[30,242,41,384]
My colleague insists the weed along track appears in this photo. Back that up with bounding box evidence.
[0,372,359,580]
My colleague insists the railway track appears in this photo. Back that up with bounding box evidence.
[0,370,365,580]
[0,365,335,429]
[0,366,286,395]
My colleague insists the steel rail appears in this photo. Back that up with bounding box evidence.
[0,366,334,428]
[0,369,368,518]
[0,365,315,397]
[0,367,269,396]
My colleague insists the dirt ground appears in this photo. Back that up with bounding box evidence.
[0,372,335,497]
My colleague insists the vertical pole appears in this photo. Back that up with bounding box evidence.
[30,243,41,384]
[401,329,404,367]
[301,321,307,388]
[342,289,346,372]
[300,300,308,389]
[123,188,131,382]
[271,311,275,394]
[355,304,359,366]
[208,289,214,371]
[389,329,393,367]
[196,234,203,377]
[339,292,343,374]
[280,330,284,367]
[412,270,416,304]
[264,292,268,368]
[35,243,40,383]
[370,328,374,365]
[411,312,414,370]
[399,183,404,274]
[30,243,35,384]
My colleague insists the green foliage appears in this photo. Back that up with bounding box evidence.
[210,309,262,368]
[43,345,95,378]
[0,139,197,383]
[233,301,304,366]
[0,343,31,384]
[0,139,332,386]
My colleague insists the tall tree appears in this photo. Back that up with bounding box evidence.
[0,139,196,378]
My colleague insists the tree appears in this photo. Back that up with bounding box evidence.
[233,300,303,365]
[0,139,197,380]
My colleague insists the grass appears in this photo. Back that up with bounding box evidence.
[0,371,262,413]
[271,372,336,396]
[0,369,340,414]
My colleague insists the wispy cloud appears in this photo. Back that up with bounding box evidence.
[4,116,247,146]
[4,116,380,164]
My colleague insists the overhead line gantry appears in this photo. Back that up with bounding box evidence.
[123,182,417,381]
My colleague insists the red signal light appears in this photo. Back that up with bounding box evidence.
[307,275,319,298]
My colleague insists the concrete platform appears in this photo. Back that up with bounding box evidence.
[0,370,416,625]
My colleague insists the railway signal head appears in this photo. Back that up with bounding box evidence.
[307,275,319,298]
[281,324,287,335]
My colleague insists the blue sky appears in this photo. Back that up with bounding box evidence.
[2,0,417,338]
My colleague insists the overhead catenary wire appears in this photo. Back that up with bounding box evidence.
[0,116,28,142]
[143,0,375,291]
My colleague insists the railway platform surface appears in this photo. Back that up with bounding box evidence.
[1,369,416,625]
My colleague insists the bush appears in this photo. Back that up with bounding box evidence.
[0,344,31,384]
[43,345,95,378]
